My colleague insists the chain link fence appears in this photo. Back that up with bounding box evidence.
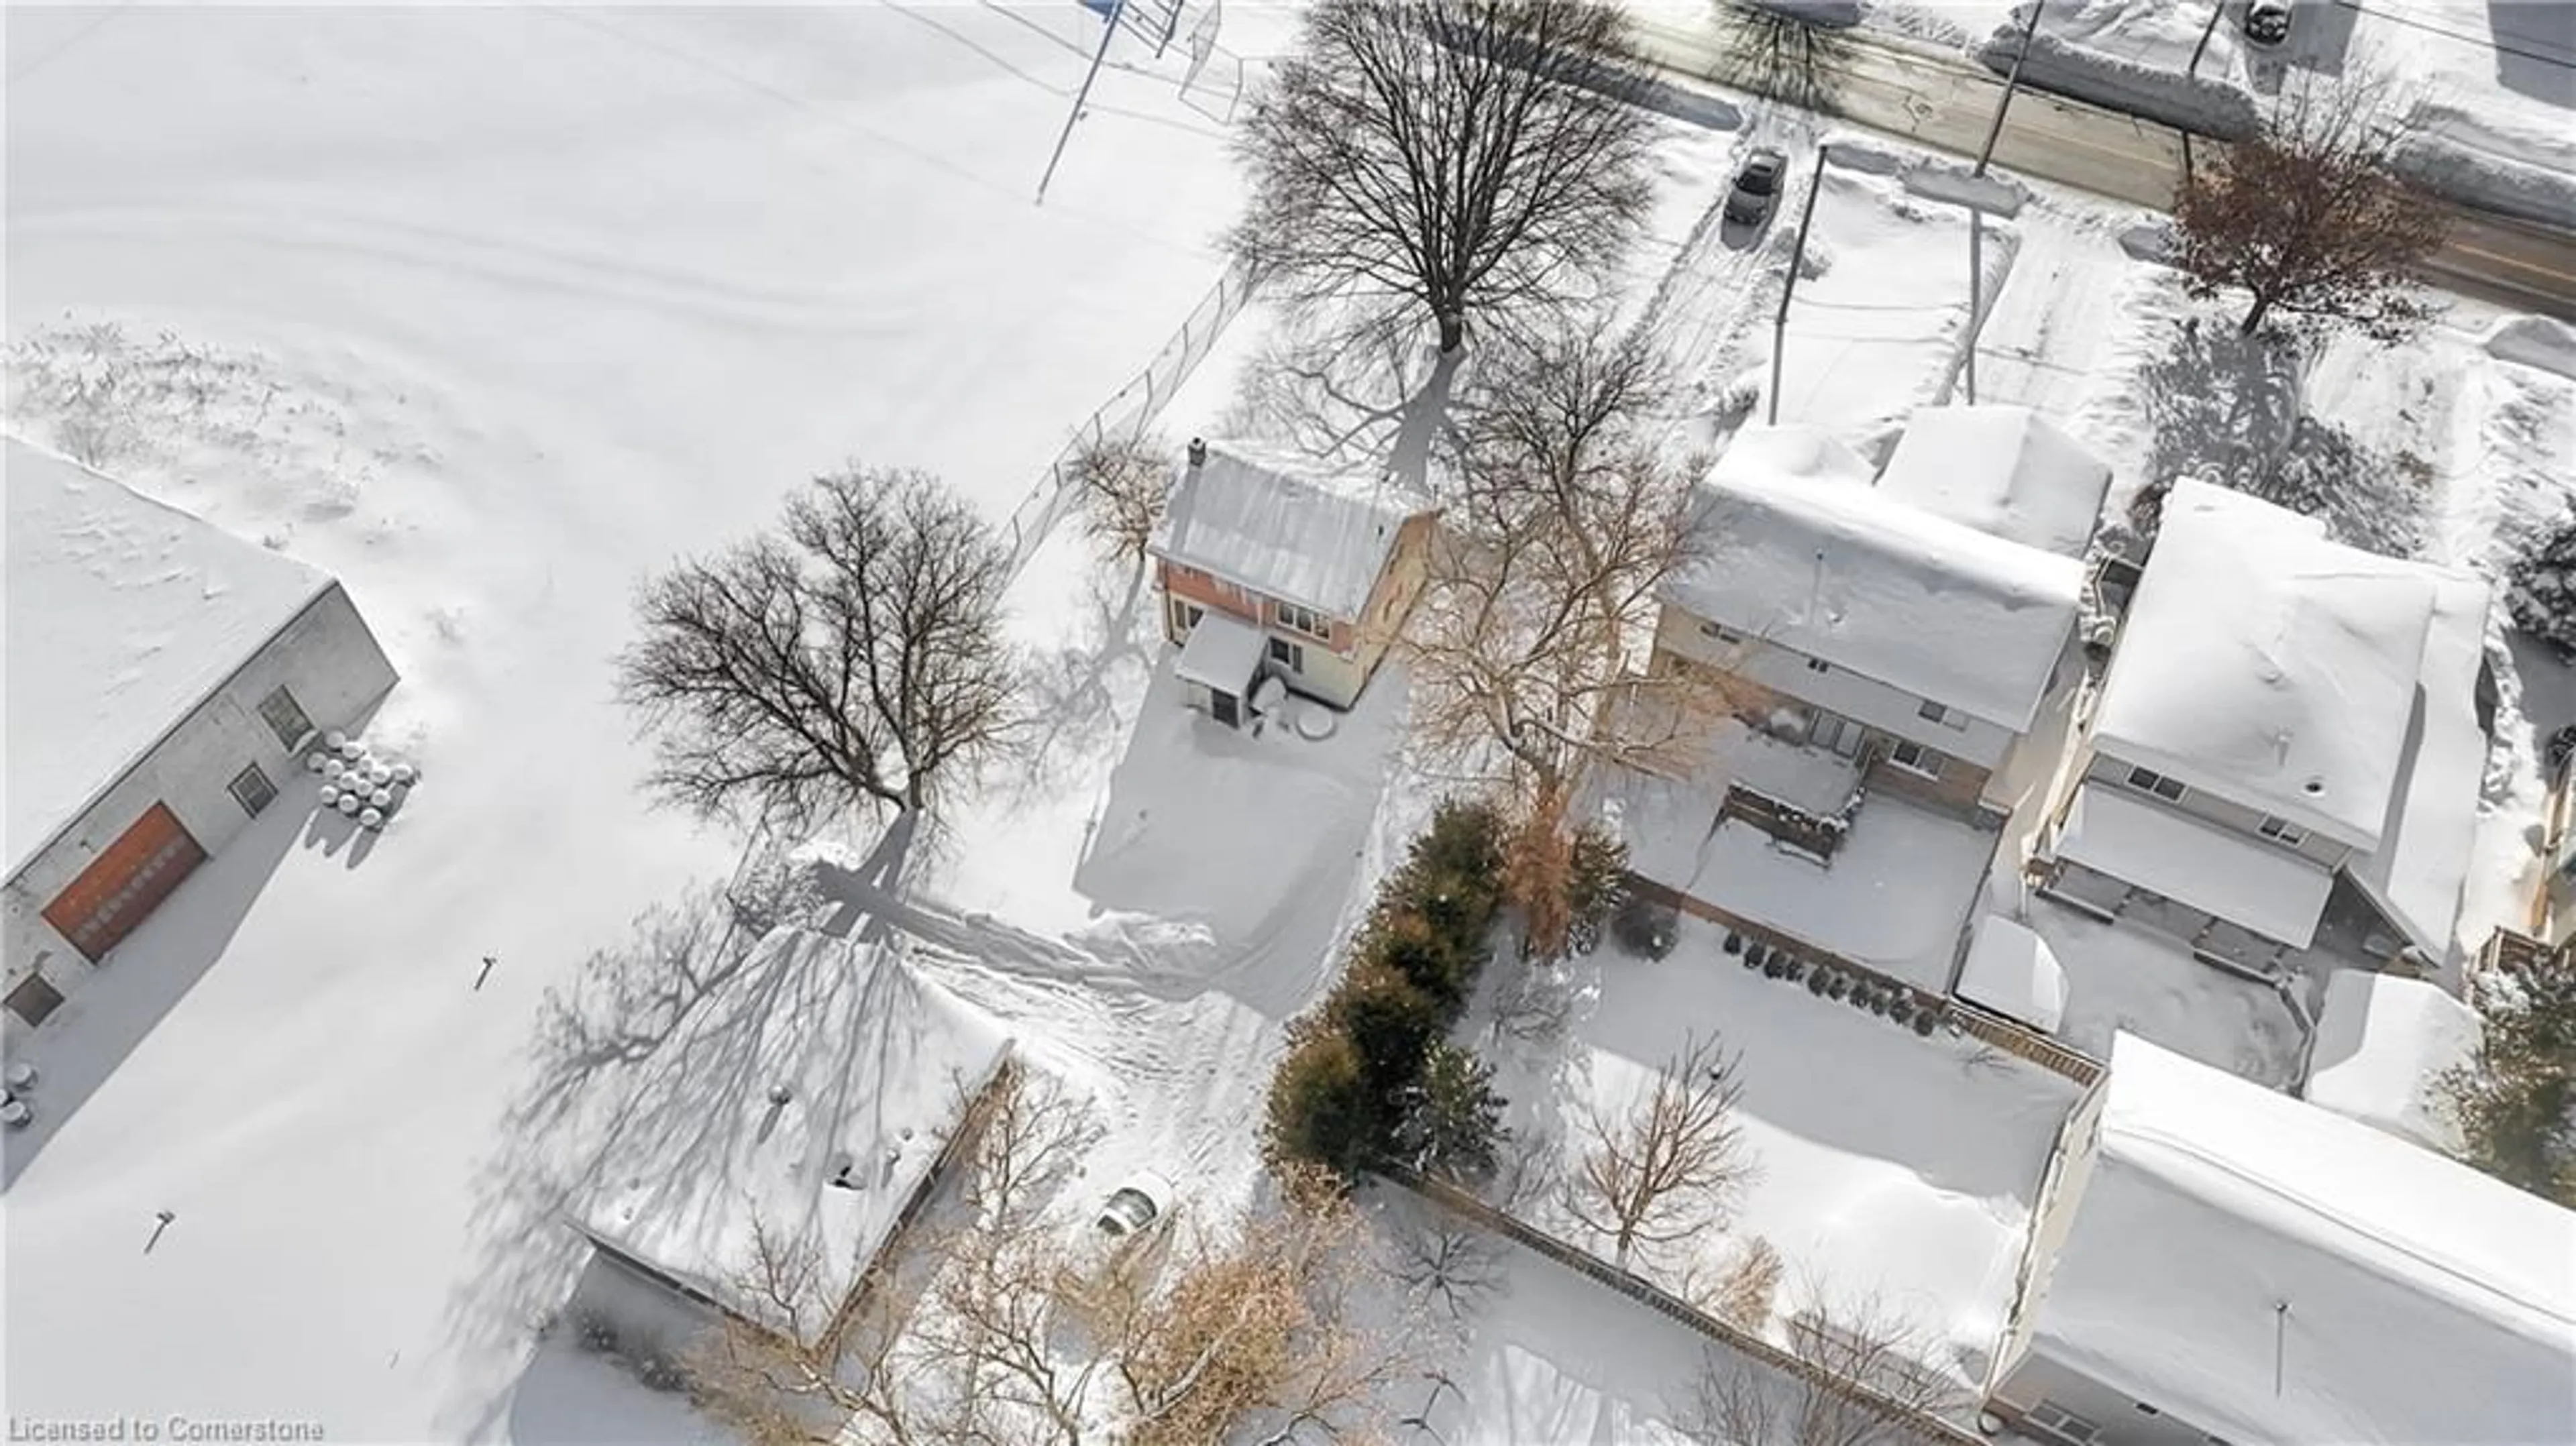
[1000,260,1260,577]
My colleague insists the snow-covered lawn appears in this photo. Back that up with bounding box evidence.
[2,4,1283,1435]
[1362,1192,1705,1445]
[1480,916,2082,1392]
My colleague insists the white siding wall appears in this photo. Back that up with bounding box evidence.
[1992,1351,2220,1446]
[1652,608,2019,769]
[2080,745,2357,871]
[4,585,397,1029]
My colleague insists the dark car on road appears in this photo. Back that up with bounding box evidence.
[2245,0,2294,46]
[1726,148,1788,226]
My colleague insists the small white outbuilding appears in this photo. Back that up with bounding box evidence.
[3,439,398,1032]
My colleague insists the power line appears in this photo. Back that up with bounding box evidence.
[2332,0,2576,72]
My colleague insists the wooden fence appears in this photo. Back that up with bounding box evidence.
[1371,1158,1983,1446]
[1717,783,1847,860]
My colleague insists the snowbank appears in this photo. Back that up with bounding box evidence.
[1974,0,2257,141]
[1957,913,2068,1034]
[2485,315,2576,382]
[2304,970,2483,1155]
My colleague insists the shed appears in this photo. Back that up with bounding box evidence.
[1957,913,2068,1034]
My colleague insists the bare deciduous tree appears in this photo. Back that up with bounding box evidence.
[1116,1165,1425,1446]
[1232,0,1659,483]
[2172,69,2449,339]
[619,466,1020,830]
[1678,1291,1966,1446]
[1566,1032,1754,1267]
[1069,432,1173,578]
[1407,322,1727,803]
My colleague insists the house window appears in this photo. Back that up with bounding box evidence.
[2257,814,2306,847]
[1169,597,1204,638]
[1917,699,1968,730]
[229,763,278,818]
[256,685,314,750]
[1804,657,1831,674]
[2024,1402,2103,1446]
[6,968,66,1028]
[1888,740,1944,780]
[2125,765,2187,802]
[1274,600,1330,641]
[1699,620,1743,645]
[1269,637,1304,675]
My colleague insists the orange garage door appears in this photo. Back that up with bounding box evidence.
[42,802,207,962]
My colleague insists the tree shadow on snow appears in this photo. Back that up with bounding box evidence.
[1006,563,1161,812]
[437,854,847,1438]
[2129,319,2423,559]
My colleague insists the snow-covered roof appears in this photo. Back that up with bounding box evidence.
[1664,425,2084,733]
[574,928,1012,1339]
[5,437,333,879]
[2031,1033,2576,1446]
[2053,781,2336,948]
[1957,914,2068,1034]
[2090,480,2436,849]
[1151,439,1430,620]
[1875,405,2112,559]
[1173,608,1264,693]
[2305,971,2483,1156]
[2349,570,2492,963]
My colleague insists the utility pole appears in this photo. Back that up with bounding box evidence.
[1976,0,2045,177]
[1038,0,1125,205]
[2179,1,2226,188]
[1966,213,1982,404]
[1768,148,1831,427]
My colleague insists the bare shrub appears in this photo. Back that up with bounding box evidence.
[1706,1235,1782,1332]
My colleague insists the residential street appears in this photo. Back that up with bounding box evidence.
[1622,7,2576,320]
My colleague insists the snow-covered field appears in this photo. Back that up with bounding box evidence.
[6,1,2572,1438]
[2,4,1285,1435]
[1479,917,2083,1391]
